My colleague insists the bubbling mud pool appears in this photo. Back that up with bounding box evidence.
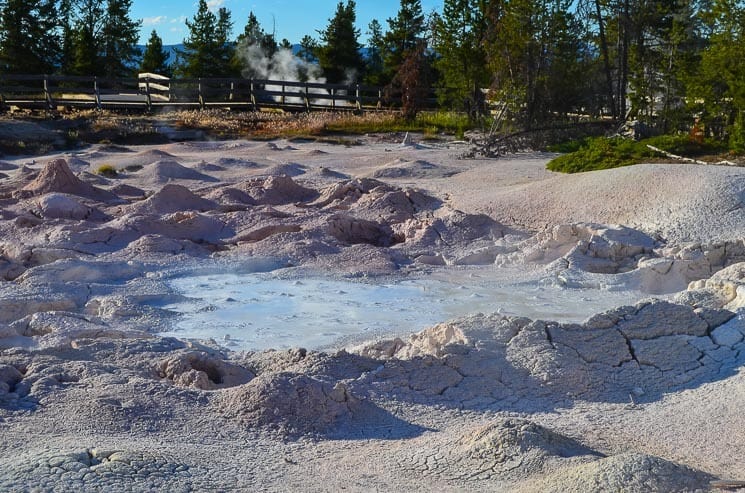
[159,268,657,351]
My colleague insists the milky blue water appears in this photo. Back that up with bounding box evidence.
[159,270,649,351]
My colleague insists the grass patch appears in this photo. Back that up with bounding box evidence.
[95,164,118,177]
[309,111,472,138]
[547,134,729,173]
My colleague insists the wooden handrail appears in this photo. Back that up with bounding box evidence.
[0,73,438,112]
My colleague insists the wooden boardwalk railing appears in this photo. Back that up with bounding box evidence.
[0,74,437,112]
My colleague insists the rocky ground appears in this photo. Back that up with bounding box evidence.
[0,124,744,491]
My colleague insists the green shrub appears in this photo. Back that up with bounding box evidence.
[644,134,725,156]
[546,139,584,154]
[547,134,727,173]
[547,137,654,173]
[95,164,118,177]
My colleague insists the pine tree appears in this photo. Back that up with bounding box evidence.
[483,0,590,126]
[232,11,277,78]
[687,0,745,145]
[238,12,263,45]
[176,0,235,78]
[236,11,277,55]
[298,35,318,63]
[433,0,489,115]
[383,0,425,81]
[69,0,104,75]
[70,25,98,75]
[140,29,170,76]
[178,0,214,76]
[317,1,364,83]
[215,7,236,75]
[364,19,385,85]
[100,0,141,78]
[58,0,77,74]
[0,0,60,74]
[624,1,700,130]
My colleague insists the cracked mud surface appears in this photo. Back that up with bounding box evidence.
[1,133,744,491]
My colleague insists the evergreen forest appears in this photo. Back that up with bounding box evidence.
[1,0,745,151]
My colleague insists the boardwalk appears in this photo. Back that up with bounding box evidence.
[0,74,434,112]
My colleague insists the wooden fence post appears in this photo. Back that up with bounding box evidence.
[2,74,400,113]
[94,77,101,109]
[145,76,152,111]
[43,75,53,110]
[249,80,256,110]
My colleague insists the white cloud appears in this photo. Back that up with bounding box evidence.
[171,15,188,24]
[142,16,167,26]
[206,0,224,10]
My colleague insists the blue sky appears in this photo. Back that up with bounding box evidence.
[133,1,443,46]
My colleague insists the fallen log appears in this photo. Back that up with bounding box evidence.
[711,479,745,490]
[646,144,738,166]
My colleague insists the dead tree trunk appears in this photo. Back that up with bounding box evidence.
[595,0,617,120]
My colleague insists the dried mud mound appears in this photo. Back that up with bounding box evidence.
[19,159,117,202]
[262,162,307,177]
[129,184,218,214]
[491,163,745,243]
[500,222,745,294]
[313,166,349,179]
[353,299,743,405]
[371,158,459,179]
[398,419,601,481]
[517,452,715,492]
[682,261,745,314]
[299,178,507,254]
[115,149,176,168]
[240,175,318,205]
[0,159,516,274]
[158,351,255,390]
[137,159,219,184]
[34,193,101,220]
[216,373,358,434]
[203,187,257,209]
[327,214,399,246]
[108,183,146,198]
